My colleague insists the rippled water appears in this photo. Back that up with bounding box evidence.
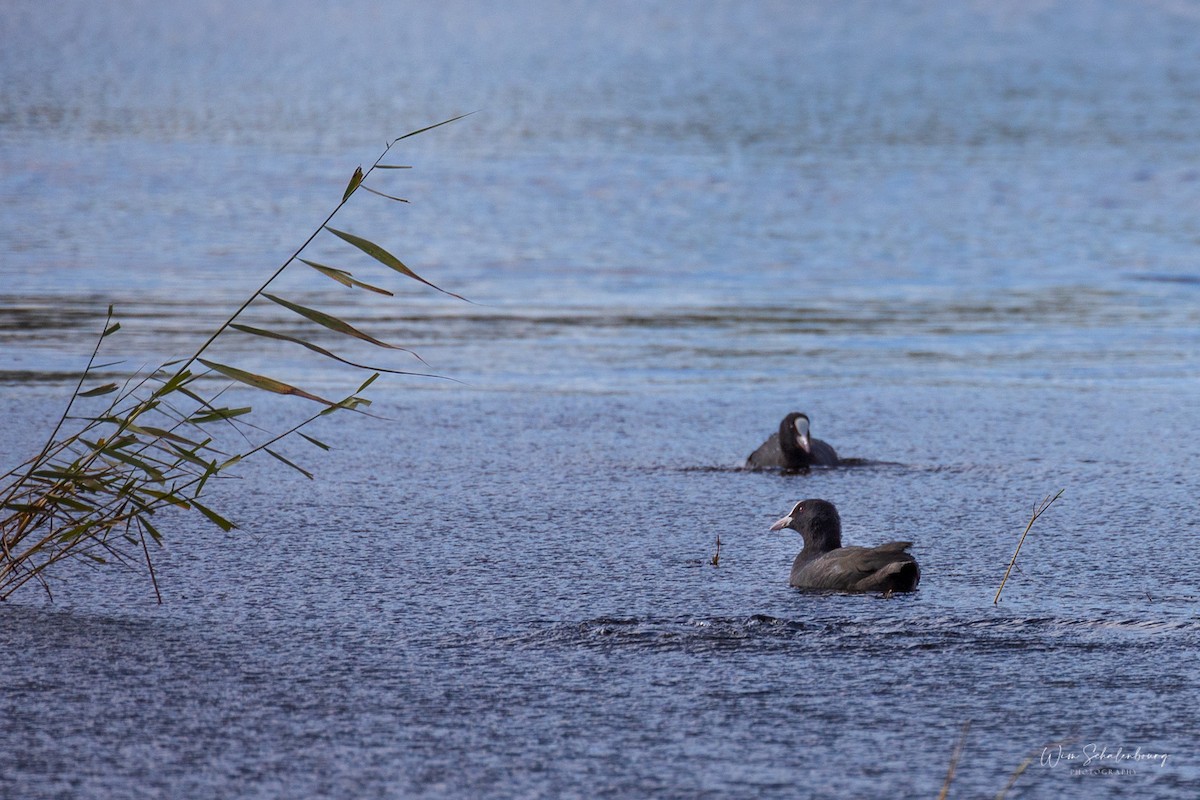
[2,2,1199,798]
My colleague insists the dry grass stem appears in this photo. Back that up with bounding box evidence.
[938,720,971,800]
[994,489,1064,604]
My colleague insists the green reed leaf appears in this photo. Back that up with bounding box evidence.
[56,522,95,544]
[99,446,165,483]
[232,323,349,359]
[323,227,467,301]
[125,424,206,448]
[191,498,236,532]
[261,293,406,350]
[195,458,223,495]
[156,368,195,396]
[230,323,430,375]
[198,359,336,406]
[43,493,95,513]
[300,259,394,296]
[387,112,475,146]
[135,487,191,508]
[265,448,313,480]
[79,383,119,397]
[298,432,330,451]
[187,406,253,424]
[342,166,364,203]
[357,372,379,393]
[164,441,220,471]
[318,395,372,416]
[3,502,44,514]
[360,185,409,203]
[31,468,83,482]
[138,514,163,544]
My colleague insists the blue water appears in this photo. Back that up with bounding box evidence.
[2,2,1199,797]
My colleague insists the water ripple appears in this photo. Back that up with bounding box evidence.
[500,612,1200,657]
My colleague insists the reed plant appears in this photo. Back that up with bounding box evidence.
[0,117,467,602]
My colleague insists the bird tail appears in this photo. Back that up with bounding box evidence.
[880,560,920,592]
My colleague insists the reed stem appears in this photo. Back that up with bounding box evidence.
[937,720,971,800]
[994,489,1064,604]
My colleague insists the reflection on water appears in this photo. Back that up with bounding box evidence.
[3,277,1196,392]
[523,613,1200,654]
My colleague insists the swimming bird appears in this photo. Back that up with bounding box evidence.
[770,499,920,592]
[745,412,839,469]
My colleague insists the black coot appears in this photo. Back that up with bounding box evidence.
[770,499,920,592]
[745,412,839,469]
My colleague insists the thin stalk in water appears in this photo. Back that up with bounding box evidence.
[994,489,1064,604]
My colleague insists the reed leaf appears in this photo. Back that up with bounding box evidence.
[261,293,409,350]
[135,487,192,508]
[217,455,242,470]
[124,424,206,447]
[191,499,236,532]
[30,468,84,482]
[360,185,409,203]
[98,447,165,483]
[138,514,163,543]
[3,502,45,514]
[56,522,97,544]
[300,259,394,295]
[165,441,221,471]
[229,323,432,377]
[194,461,220,496]
[156,368,195,395]
[79,383,119,397]
[342,166,364,202]
[198,359,336,406]
[299,432,331,451]
[356,372,380,393]
[232,322,354,360]
[43,494,95,514]
[265,448,313,480]
[323,227,468,301]
[321,395,371,415]
[387,111,475,144]
[187,406,253,424]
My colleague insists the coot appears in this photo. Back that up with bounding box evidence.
[745,412,839,469]
[770,499,920,592]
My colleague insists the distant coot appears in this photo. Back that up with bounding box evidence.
[745,412,839,469]
[770,499,920,592]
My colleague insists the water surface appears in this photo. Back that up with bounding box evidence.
[2,2,1199,798]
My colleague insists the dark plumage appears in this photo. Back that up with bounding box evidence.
[770,499,920,592]
[745,412,839,469]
